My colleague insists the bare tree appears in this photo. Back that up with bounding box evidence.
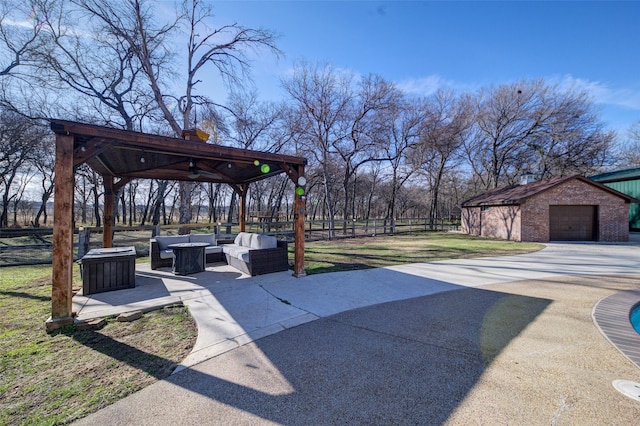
[335,74,401,233]
[220,90,286,228]
[465,79,615,190]
[224,90,284,151]
[100,0,280,224]
[376,96,424,231]
[282,62,353,238]
[624,121,640,167]
[31,134,55,226]
[0,110,48,227]
[0,0,55,113]
[413,90,471,229]
[465,80,549,189]
[31,0,153,130]
[525,87,615,178]
[606,122,639,171]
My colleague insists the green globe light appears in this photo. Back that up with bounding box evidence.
[296,187,305,196]
[260,164,270,173]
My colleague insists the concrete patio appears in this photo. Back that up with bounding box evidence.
[73,241,640,373]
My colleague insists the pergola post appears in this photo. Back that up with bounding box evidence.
[102,175,114,248]
[293,165,306,277]
[46,133,75,331]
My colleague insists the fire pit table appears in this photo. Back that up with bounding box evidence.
[168,242,208,275]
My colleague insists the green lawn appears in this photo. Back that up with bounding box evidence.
[0,264,197,425]
[298,232,544,274]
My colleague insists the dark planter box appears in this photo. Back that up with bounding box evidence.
[80,247,136,295]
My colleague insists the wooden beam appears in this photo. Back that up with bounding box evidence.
[51,120,307,166]
[103,175,114,248]
[280,162,299,182]
[113,176,132,192]
[73,140,112,167]
[46,133,75,331]
[293,165,306,277]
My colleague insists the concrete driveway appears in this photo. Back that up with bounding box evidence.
[73,242,640,425]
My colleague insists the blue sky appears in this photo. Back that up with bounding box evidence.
[203,0,640,137]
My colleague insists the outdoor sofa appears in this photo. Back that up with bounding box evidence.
[150,233,222,270]
[221,232,289,276]
[150,232,288,276]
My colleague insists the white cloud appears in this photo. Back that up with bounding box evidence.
[396,75,445,96]
[554,74,640,111]
[395,75,480,97]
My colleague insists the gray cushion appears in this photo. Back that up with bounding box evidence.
[225,245,250,261]
[222,244,238,255]
[204,246,222,254]
[189,233,216,246]
[239,232,253,247]
[159,249,174,260]
[250,234,277,249]
[155,235,189,250]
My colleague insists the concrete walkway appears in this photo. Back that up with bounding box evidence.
[72,241,640,424]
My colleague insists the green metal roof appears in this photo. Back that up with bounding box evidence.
[591,167,640,183]
[590,167,640,231]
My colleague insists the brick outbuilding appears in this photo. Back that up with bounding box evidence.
[461,175,635,242]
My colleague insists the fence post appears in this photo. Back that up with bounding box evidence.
[78,227,90,258]
[373,220,377,236]
[352,219,356,237]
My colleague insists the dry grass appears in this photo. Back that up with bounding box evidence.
[0,264,197,425]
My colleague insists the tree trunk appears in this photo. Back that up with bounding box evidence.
[178,181,193,224]
[33,183,54,227]
[152,181,168,226]
[0,195,9,228]
[118,187,126,225]
[0,169,17,228]
[226,191,237,234]
[140,180,157,225]
[207,183,221,223]
[92,183,101,228]
[321,163,335,239]
[429,159,446,230]
[341,166,351,235]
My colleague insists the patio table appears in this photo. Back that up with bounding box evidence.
[168,242,208,275]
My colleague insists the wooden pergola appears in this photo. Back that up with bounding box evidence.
[46,120,307,331]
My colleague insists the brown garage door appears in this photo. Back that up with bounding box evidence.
[549,205,597,241]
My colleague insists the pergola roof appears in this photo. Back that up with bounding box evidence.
[50,119,307,185]
[46,120,308,331]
